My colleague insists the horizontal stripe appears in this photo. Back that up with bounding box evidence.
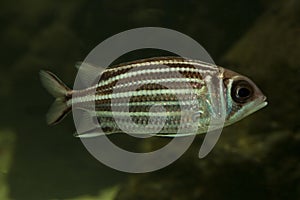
[96,111,183,117]
[104,57,217,73]
[99,77,204,93]
[96,66,215,89]
[70,68,209,105]
[84,61,217,92]
[71,88,203,104]
[70,57,218,106]
[99,121,181,129]
[97,119,202,135]
[96,100,200,107]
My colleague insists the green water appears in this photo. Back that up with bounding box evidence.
[1,0,299,199]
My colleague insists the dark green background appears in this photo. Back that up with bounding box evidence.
[0,0,299,199]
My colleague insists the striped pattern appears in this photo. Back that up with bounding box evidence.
[71,57,222,136]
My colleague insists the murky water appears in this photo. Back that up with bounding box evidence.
[1,0,299,199]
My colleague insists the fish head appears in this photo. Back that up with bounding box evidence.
[222,68,268,126]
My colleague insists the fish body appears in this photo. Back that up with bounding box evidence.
[40,57,267,137]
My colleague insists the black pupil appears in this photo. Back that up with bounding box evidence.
[231,80,253,103]
[237,87,250,98]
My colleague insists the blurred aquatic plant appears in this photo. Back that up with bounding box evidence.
[0,130,16,200]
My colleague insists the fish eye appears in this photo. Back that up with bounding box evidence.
[231,80,253,103]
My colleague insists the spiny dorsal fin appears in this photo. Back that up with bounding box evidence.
[75,62,105,87]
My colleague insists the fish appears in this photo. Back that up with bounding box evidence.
[40,57,267,137]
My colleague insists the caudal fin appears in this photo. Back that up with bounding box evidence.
[40,70,72,125]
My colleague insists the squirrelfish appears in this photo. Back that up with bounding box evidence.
[40,57,267,137]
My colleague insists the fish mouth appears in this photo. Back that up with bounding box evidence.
[261,95,268,107]
[255,100,268,112]
[252,95,268,113]
[262,95,267,102]
[242,95,268,118]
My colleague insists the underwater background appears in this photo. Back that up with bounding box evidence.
[1,0,300,199]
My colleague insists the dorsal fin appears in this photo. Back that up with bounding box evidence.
[75,62,106,87]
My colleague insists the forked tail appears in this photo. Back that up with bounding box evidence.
[40,70,72,125]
